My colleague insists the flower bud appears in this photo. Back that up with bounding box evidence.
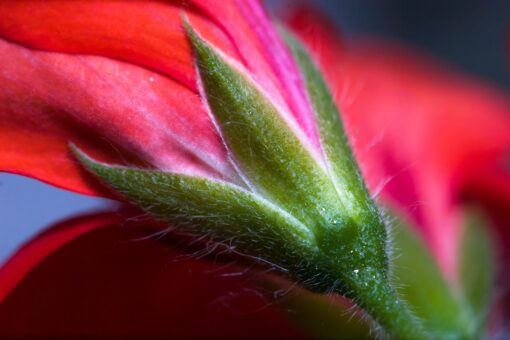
[73,20,427,339]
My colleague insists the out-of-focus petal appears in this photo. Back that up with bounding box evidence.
[0,38,233,197]
[335,42,510,276]
[464,168,510,254]
[282,6,344,77]
[0,213,302,338]
[0,212,121,303]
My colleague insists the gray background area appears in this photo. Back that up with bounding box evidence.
[1,0,509,264]
[0,174,112,264]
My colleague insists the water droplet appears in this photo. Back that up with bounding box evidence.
[353,269,359,275]
[149,77,155,82]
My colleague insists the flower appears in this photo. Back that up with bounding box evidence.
[0,1,397,337]
[2,0,414,335]
[1,1,510,338]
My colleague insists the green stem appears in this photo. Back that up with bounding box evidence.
[348,274,429,339]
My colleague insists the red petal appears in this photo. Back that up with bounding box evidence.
[0,214,302,338]
[288,10,510,277]
[0,38,234,197]
[0,0,237,90]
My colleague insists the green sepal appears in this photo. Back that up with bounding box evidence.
[458,209,494,337]
[391,217,473,339]
[72,146,317,270]
[281,28,376,224]
[185,21,345,233]
[391,210,495,339]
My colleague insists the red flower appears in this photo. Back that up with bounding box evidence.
[1,1,509,337]
[0,1,347,337]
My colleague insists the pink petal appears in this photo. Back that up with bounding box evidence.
[190,0,321,152]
